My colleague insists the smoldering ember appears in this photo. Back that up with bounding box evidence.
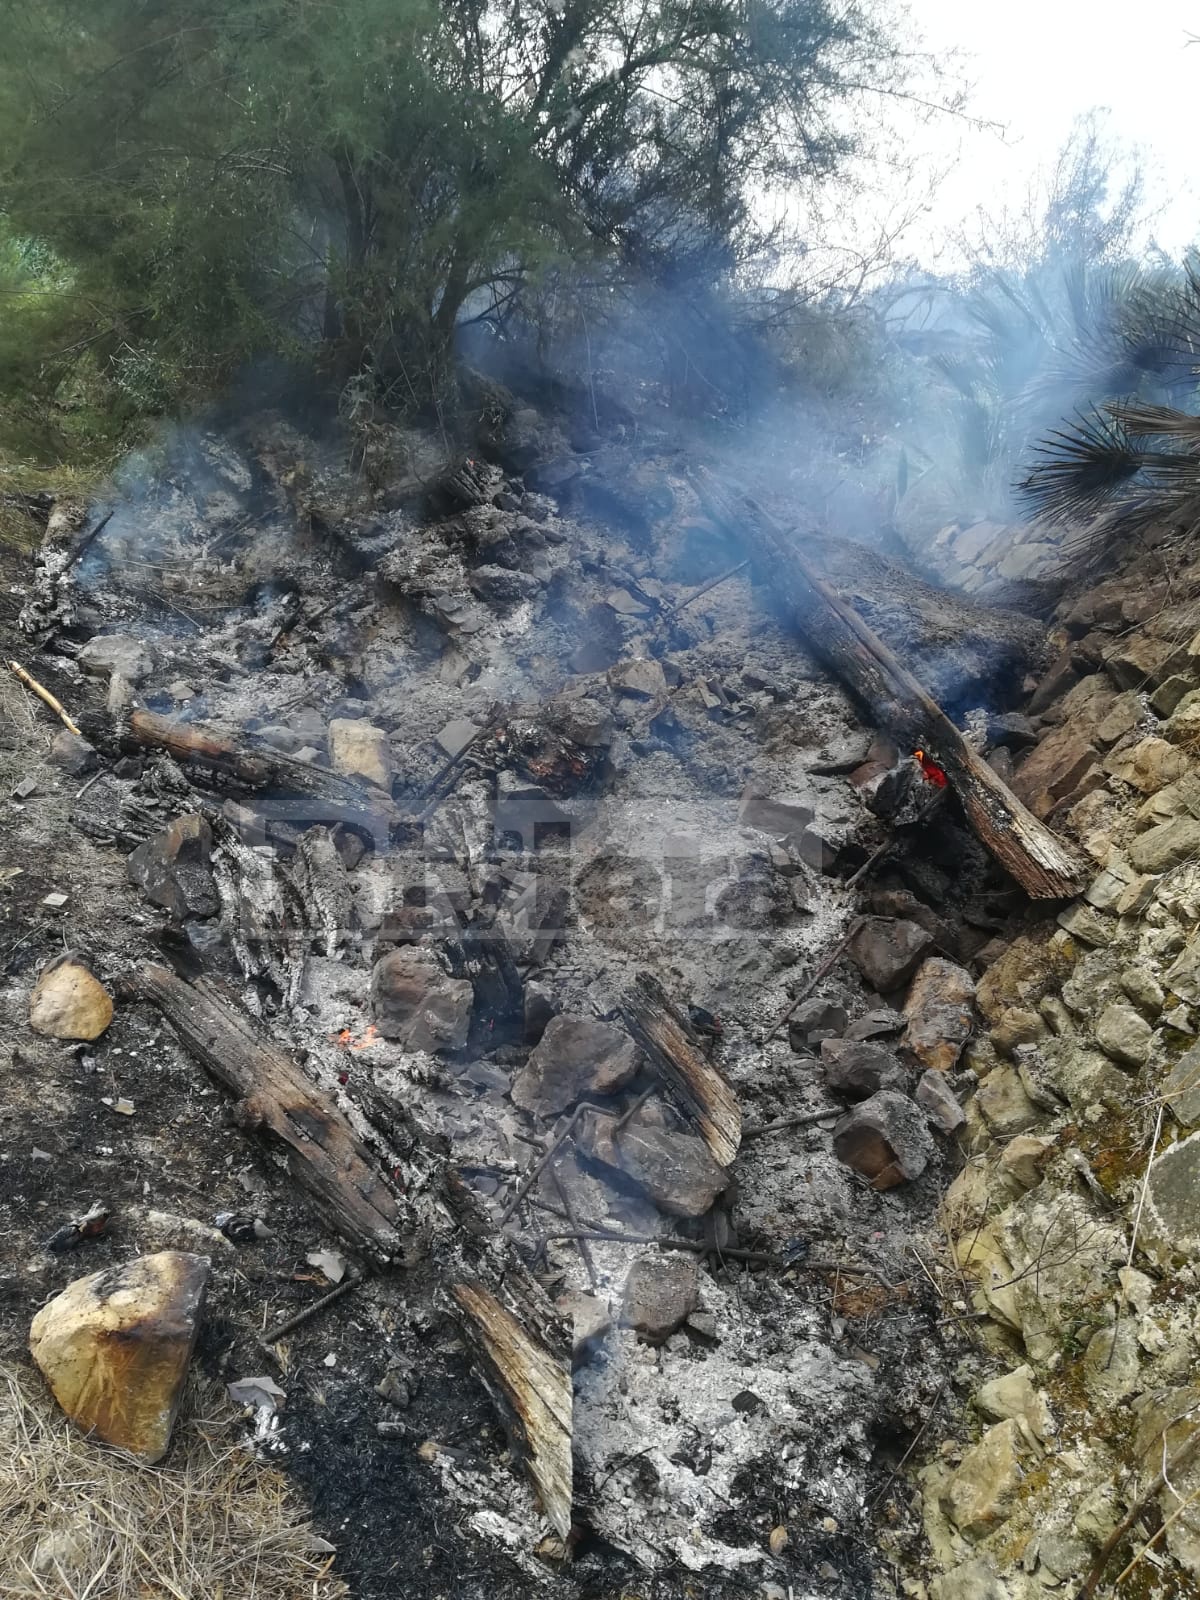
[5,10,1200,1600]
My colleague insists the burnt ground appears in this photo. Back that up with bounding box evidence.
[0,408,1029,1599]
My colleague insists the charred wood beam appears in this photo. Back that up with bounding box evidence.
[692,471,1084,900]
[125,709,401,840]
[135,962,574,1537]
[620,973,741,1168]
[132,962,403,1255]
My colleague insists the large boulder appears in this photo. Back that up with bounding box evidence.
[510,1014,639,1116]
[28,954,113,1041]
[370,947,473,1051]
[29,1251,210,1463]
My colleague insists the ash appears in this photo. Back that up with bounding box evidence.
[0,402,1027,1598]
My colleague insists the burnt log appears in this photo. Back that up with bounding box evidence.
[133,962,403,1255]
[135,962,574,1536]
[693,472,1084,900]
[126,710,401,841]
[620,973,741,1168]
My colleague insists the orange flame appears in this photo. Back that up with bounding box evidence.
[913,749,948,789]
[331,1024,381,1051]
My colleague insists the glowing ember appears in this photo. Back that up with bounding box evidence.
[331,1023,381,1050]
[913,749,948,789]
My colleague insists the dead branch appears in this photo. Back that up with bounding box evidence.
[1076,1423,1200,1599]
[8,660,82,736]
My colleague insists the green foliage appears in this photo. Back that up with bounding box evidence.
[0,0,921,451]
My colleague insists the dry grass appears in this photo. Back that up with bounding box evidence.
[0,1364,349,1600]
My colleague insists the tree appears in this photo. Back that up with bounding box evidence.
[0,0,933,417]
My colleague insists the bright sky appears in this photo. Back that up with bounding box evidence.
[902,0,1200,264]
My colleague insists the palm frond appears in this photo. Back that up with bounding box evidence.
[1017,408,1143,525]
[1107,400,1200,441]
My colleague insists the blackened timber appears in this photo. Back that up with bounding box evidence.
[693,471,1085,900]
[620,973,741,1168]
[126,709,401,839]
[133,961,403,1255]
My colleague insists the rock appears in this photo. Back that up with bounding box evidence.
[557,1290,612,1353]
[1168,687,1200,743]
[848,918,933,993]
[49,729,99,775]
[1031,1037,1130,1114]
[929,1561,1007,1600]
[328,718,392,788]
[126,815,219,921]
[1105,634,1182,691]
[29,1251,210,1463]
[1152,674,1196,718]
[737,783,815,836]
[1035,1535,1090,1582]
[1166,936,1200,1004]
[607,658,667,699]
[821,1038,907,1100]
[1055,902,1116,946]
[621,1255,698,1340]
[78,633,154,684]
[916,1069,966,1133]
[1095,1001,1154,1068]
[1095,690,1144,746]
[1130,818,1200,874]
[989,1007,1049,1055]
[832,1090,934,1189]
[28,955,113,1041]
[1084,857,1139,911]
[1120,964,1164,1017]
[523,980,556,1044]
[510,1013,639,1116]
[999,1134,1055,1192]
[1012,727,1101,819]
[1082,1319,1142,1404]
[903,957,976,1072]
[844,1008,904,1041]
[580,1107,727,1217]
[435,718,479,759]
[370,947,473,1052]
[974,1066,1041,1136]
[939,1419,1025,1539]
[987,712,1038,750]
[469,563,541,603]
[1162,1045,1200,1124]
[975,1365,1055,1442]
[1142,1130,1200,1261]
[788,998,848,1051]
[1104,735,1190,794]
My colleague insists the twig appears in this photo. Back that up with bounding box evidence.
[548,1161,598,1292]
[764,916,865,1041]
[1113,1478,1200,1587]
[262,1272,365,1344]
[665,559,749,617]
[500,1088,654,1225]
[742,1107,841,1139]
[7,660,81,736]
[1075,1423,1200,1599]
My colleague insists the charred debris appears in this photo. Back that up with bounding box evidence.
[3,394,1079,1595]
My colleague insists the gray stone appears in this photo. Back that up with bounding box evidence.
[998,1135,1055,1192]
[832,1090,934,1189]
[916,1069,966,1133]
[469,564,542,603]
[1166,936,1200,1004]
[370,947,473,1052]
[844,1008,904,1041]
[1120,964,1165,1016]
[1082,1319,1142,1404]
[435,718,479,759]
[1085,858,1138,911]
[127,816,219,921]
[1033,1036,1131,1114]
[1130,818,1200,874]
[737,783,815,836]
[1094,1001,1153,1068]
[1056,902,1116,946]
[522,980,556,1044]
[48,730,99,776]
[510,1013,639,1116]
[787,998,848,1051]
[78,634,154,684]
[1143,1130,1200,1260]
[848,918,933,993]
[821,1038,907,1100]
[607,658,667,699]
[989,1007,1049,1055]
[1163,1045,1200,1124]
[255,724,303,754]
[975,1365,1055,1441]
[1036,1535,1090,1582]
[580,1107,727,1217]
[621,1255,698,1340]
[929,1561,1007,1600]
